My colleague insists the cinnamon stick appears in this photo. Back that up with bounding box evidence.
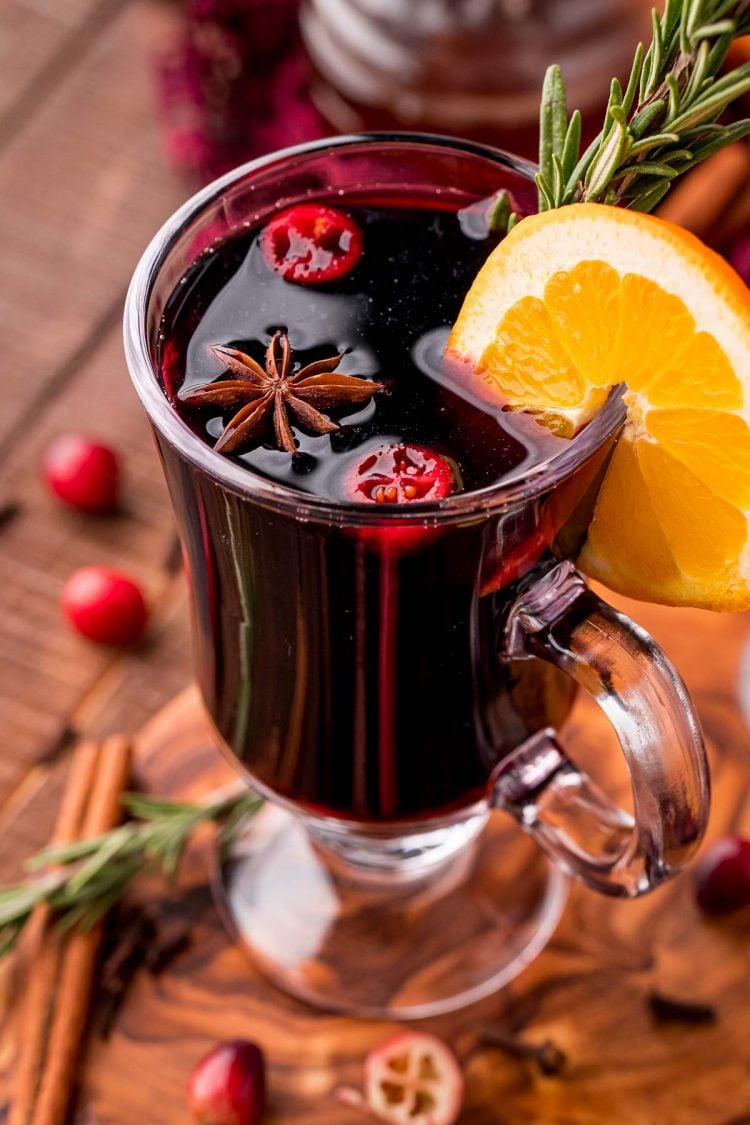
[8,740,101,1125]
[8,737,132,1125]
[29,735,132,1125]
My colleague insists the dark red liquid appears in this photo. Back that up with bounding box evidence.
[157,201,612,821]
[163,204,566,498]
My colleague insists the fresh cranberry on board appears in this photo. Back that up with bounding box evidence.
[188,1040,266,1125]
[695,835,750,915]
[61,567,148,647]
[43,435,119,513]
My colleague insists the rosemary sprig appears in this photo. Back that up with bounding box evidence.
[0,785,263,958]
[535,0,750,217]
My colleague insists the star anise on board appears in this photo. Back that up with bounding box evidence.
[179,331,384,455]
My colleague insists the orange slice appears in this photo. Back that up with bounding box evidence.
[447,203,750,610]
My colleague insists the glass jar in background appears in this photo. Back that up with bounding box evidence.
[300,0,651,159]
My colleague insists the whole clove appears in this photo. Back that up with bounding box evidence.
[144,921,192,976]
[162,533,183,575]
[96,905,157,1039]
[647,990,717,1025]
[479,1026,567,1076]
[0,502,21,531]
[95,902,193,1038]
[39,725,79,766]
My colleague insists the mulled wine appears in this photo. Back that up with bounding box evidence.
[155,195,612,822]
[127,136,708,1017]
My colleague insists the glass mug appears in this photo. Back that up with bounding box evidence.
[124,135,709,1018]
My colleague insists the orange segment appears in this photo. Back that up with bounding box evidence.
[578,438,683,599]
[614,276,697,395]
[481,297,589,408]
[447,203,750,610]
[637,440,747,580]
[542,261,623,387]
[645,410,750,510]
[646,333,742,410]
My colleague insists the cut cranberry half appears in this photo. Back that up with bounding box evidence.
[695,835,750,915]
[344,443,459,553]
[259,203,363,284]
[363,1031,464,1125]
[347,443,458,506]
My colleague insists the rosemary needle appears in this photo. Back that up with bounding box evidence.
[0,786,263,957]
[532,0,750,221]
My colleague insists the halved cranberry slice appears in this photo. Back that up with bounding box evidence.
[363,1031,464,1125]
[347,443,458,505]
[259,203,363,284]
[344,443,459,553]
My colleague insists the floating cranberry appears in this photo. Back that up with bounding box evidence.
[344,443,459,553]
[61,567,148,647]
[346,443,458,505]
[188,1040,266,1125]
[259,204,363,284]
[695,835,750,915]
[43,435,119,513]
[363,1031,464,1125]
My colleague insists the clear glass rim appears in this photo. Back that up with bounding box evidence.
[123,131,625,525]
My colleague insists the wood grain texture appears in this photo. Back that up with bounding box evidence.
[0,322,192,805]
[0,620,748,1125]
[0,0,193,809]
[0,0,107,123]
[0,0,184,458]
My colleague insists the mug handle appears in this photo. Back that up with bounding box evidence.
[493,560,709,897]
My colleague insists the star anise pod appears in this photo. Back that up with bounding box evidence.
[179,331,384,455]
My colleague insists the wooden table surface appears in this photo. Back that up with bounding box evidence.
[2,3,750,1122]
